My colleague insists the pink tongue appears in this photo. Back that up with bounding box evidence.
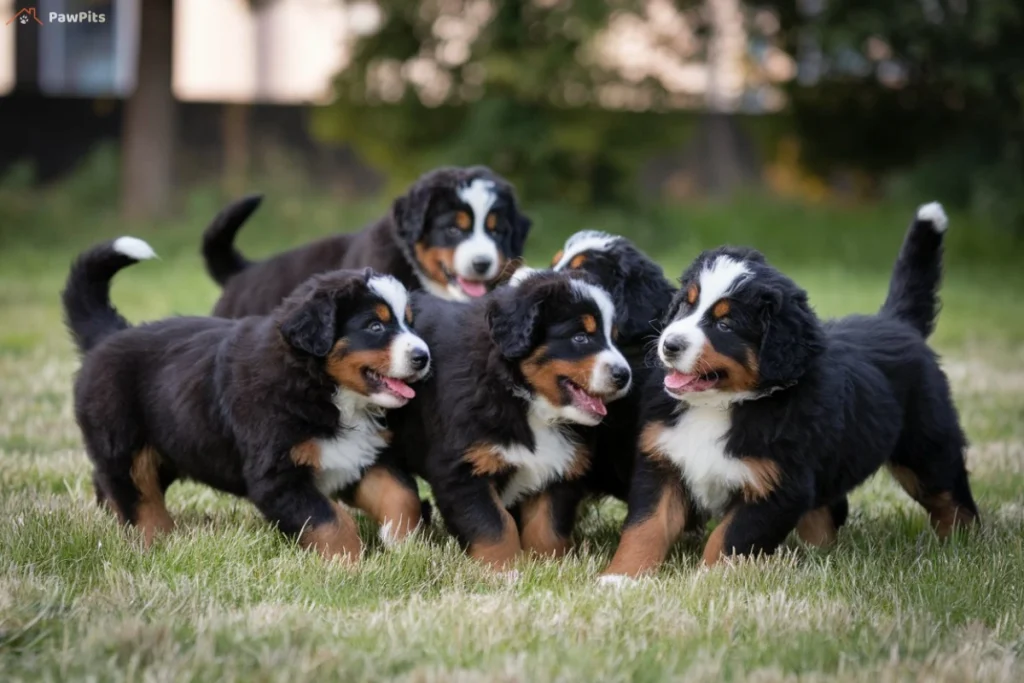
[568,384,607,416]
[664,371,698,390]
[457,277,488,297]
[382,376,416,399]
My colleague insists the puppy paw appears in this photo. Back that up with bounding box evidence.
[597,574,639,588]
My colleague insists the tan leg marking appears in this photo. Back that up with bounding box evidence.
[299,502,362,564]
[796,506,837,547]
[129,447,175,547]
[602,484,687,578]
[702,507,738,567]
[740,458,781,502]
[464,443,511,477]
[290,440,321,470]
[468,487,522,570]
[888,465,977,538]
[519,492,570,558]
[351,465,422,545]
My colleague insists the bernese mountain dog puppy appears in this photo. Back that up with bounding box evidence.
[601,203,979,579]
[62,237,432,562]
[382,270,633,569]
[531,232,679,511]
[203,166,532,317]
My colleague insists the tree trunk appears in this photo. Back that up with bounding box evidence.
[120,0,175,220]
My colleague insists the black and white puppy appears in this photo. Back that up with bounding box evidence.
[63,238,431,561]
[602,203,979,578]
[204,166,532,317]
[384,270,632,569]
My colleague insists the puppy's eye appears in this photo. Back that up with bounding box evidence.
[368,321,386,334]
[716,319,732,332]
[446,225,462,237]
[572,332,589,344]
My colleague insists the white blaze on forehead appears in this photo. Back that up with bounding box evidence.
[368,275,409,326]
[570,279,616,341]
[553,230,618,270]
[457,178,498,228]
[454,178,501,280]
[683,256,751,322]
[659,255,751,373]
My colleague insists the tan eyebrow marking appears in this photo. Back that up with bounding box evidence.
[686,284,699,305]
[582,314,597,334]
[712,300,730,318]
[486,213,498,230]
[550,250,564,267]
[375,304,392,322]
[405,305,413,325]
[455,211,472,230]
[570,254,587,269]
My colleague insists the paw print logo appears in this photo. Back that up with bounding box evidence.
[6,8,44,26]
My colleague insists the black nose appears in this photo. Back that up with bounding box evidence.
[662,336,689,358]
[610,365,631,390]
[409,348,430,371]
[471,256,492,275]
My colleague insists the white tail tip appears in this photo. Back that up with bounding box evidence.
[916,202,948,234]
[113,236,157,261]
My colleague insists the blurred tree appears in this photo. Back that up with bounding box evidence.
[769,0,1024,231]
[120,0,175,220]
[314,0,698,205]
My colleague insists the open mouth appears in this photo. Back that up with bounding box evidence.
[559,378,608,419]
[441,264,489,298]
[664,369,725,395]
[363,368,416,402]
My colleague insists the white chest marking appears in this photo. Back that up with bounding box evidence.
[654,405,757,516]
[495,410,580,507]
[314,390,389,496]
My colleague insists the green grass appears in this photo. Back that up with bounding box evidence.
[2,182,1024,681]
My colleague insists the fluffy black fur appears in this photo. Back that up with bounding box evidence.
[204,166,531,317]
[604,205,978,576]
[382,271,632,568]
[63,238,429,559]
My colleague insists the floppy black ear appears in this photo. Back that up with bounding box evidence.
[660,289,688,329]
[392,186,432,244]
[280,292,336,357]
[611,245,676,345]
[509,209,532,257]
[757,284,824,388]
[486,290,542,360]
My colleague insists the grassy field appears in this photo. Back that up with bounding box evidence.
[2,181,1023,682]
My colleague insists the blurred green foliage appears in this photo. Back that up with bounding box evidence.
[311,0,1023,230]
[312,0,712,205]
[773,0,1024,232]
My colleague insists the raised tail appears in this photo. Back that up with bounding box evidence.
[61,237,156,354]
[201,194,262,286]
[879,202,948,338]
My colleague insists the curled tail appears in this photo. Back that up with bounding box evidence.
[61,237,156,354]
[880,202,948,338]
[201,194,262,286]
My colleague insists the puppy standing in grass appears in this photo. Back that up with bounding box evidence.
[203,166,532,317]
[602,203,979,579]
[384,270,633,569]
[62,238,431,561]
